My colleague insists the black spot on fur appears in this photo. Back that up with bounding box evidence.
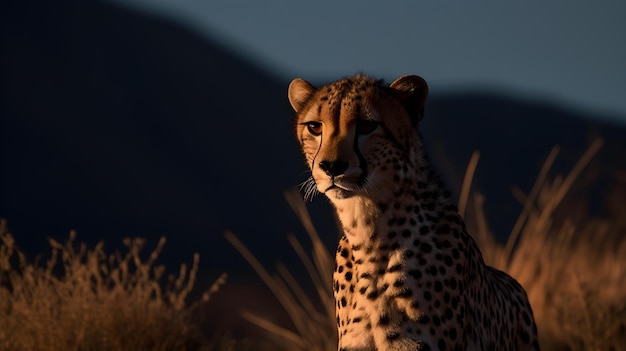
[386,331,400,341]
[396,289,413,298]
[438,339,446,351]
[388,264,402,272]
[366,291,379,299]
[378,315,390,325]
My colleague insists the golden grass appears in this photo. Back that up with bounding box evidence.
[229,139,626,351]
[0,224,232,351]
[462,139,626,351]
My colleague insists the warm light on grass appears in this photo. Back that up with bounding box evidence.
[462,139,626,351]
[0,224,231,351]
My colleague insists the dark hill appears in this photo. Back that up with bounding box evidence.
[2,0,625,287]
[0,0,308,280]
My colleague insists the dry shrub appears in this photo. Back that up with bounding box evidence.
[230,138,626,351]
[0,223,231,351]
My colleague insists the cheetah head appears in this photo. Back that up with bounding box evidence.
[288,74,428,201]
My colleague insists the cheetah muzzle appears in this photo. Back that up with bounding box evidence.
[288,74,540,351]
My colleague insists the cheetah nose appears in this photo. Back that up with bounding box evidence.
[319,160,348,177]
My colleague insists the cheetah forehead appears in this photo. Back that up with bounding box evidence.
[320,74,385,102]
[289,74,429,135]
[300,75,392,123]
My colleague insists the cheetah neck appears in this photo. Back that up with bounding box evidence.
[330,151,459,258]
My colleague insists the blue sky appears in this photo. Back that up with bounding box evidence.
[106,0,626,123]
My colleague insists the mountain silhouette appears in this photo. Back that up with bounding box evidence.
[2,0,625,290]
[1,0,309,281]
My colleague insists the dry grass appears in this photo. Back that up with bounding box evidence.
[225,190,336,351]
[463,139,626,351]
[0,224,235,351]
[229,139,626,351]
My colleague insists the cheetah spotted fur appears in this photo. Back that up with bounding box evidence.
[288,74,540,351]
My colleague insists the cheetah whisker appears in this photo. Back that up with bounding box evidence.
[298,176,319,202]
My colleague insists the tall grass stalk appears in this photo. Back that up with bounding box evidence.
[225,191,336,351]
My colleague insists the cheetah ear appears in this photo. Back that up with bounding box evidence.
[288,78,315,113]
[389,75,429,123]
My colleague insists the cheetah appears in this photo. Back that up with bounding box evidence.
[288,74,540,351]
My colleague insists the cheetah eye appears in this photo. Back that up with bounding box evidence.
[305,122,323,136]
[356,120,380,135]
